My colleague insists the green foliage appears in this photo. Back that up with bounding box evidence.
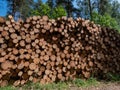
[72,79,86,87]
[18,82,68,90]
[31,4,50,16]
[92,12,120,32]
[76,0,120,32]
[0,86,16,90]
[0,78,98,90]
[56,0,75,17]
[106,73,120,82]
[31,3,67,19]
[1,76,120,90]
[72,78,98,87]
[0,82,68,90]
[52,6,67,19]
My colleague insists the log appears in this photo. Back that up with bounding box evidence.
[1,61,13,70]
[0,17,5,24]
[0,15,119,86]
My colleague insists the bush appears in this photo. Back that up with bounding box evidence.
[92,12,120,32]
[31,4,67,19]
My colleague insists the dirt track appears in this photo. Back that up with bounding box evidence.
[69,82,120,90]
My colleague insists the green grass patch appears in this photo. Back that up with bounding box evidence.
[0,86,17,90]
[106,73,120,82]
[72,77,99,87]
[22,81,68,90]
[2,76,120,90]
[1,81,68,90]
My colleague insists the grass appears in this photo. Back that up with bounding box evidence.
[22,81,68,90]
[106,73,120,82]
[0,78,99,90]
[72,77,99,87]
[0,81,69,90]
[0,74,120,90]
[0,85,16,90]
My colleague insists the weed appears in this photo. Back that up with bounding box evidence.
[106,73,120,82]
[0,86,16,90]
[72,77,98,87]
[19,81,68,90]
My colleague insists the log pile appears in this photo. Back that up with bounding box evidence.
[0,15,120,86]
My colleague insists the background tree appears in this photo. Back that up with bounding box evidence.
[88,0,92,20]
[33,0,42,9]
[52,5,67,19]
[7,0,19,17]
[76,0,92,19]
[4,0,120,32]
[56,0,77,17]
[31,3,51,17]
[76,0,120,32]
[31,2,67,19]
[18,0,34,19]
[46,0,56,18]
[6,0,34,19]
[47,0,55,9]
[92,12,120,31]
[98,0,112,15]
[111,0,120,26]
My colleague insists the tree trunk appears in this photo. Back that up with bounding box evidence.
[88,0,92,20]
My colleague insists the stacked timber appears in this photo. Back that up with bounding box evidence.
[0,15,120,86]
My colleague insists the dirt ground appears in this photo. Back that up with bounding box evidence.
[69,82,120,90]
